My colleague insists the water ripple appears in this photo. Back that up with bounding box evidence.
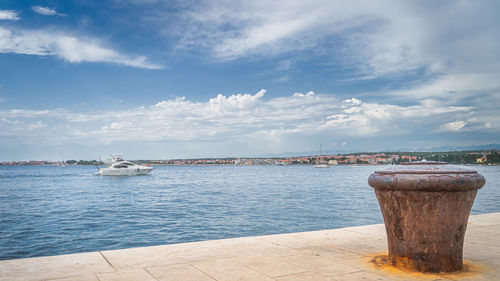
[0,165,499,260]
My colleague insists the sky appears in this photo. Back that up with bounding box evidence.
[0,0,499,161]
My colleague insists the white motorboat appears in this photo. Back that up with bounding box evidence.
[97,154,153,176]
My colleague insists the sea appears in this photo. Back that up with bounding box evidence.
[0,165,499,260]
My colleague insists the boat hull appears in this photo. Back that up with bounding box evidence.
[97,166,153,176]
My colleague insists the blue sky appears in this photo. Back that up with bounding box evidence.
[0,1,499,161]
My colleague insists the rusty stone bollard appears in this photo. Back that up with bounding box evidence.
[368,161,485,273]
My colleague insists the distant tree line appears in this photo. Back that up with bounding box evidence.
[487,150,500,163]
[423,153,482,164]
[386,150,500,164]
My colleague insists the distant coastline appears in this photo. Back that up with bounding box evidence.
[2,149,499,166]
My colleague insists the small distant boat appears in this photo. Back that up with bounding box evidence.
[314,144,330,168]
[58,152,67,167]
[97,154,153,176]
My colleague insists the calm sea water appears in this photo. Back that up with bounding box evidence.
[0,165,499,260]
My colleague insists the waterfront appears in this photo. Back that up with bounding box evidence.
[1,165,499,261]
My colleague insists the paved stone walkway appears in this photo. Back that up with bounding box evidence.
[1,212,499,281]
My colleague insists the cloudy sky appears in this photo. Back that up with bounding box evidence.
[0,1,499,160]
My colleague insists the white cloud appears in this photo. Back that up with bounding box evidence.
[0,26,162,69]
[1,109,59,118]
[0,10,20,21]
[342,98,362,107]
[277,60,294,71]
[208,89,265,111]
[113,0,159,4]
[31,6,57,16]
[293,91,314,97]
[437,121,466,132]
[273,76,290,83]
[176,0,339,60]
[173,1,500,80]
[107,121,132,130]
[26,121,48,130]
[390,73,500,101]
[0,89,492,150]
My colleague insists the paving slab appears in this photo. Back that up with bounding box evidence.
[0,252,113,281]
[333,270,394,281]
[279,253,362,276]
[241,256,308,278]
[192,257,276,281]
[46,274,100,281]
[274,271,337,281]
[146,263,216,281]
[97,269,157,281]
[0,212,498,281]
[297,245,364,260]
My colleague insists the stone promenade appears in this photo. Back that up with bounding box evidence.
[1,212,499,281]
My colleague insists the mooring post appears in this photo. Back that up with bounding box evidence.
[368,161,485,273]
